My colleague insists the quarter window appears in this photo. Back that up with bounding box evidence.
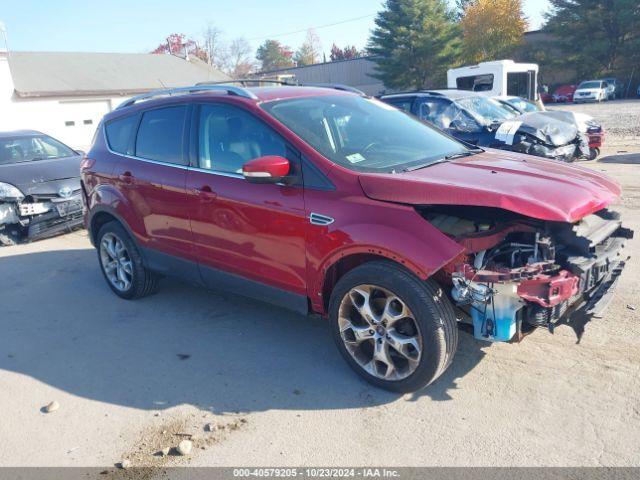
[198,104,287,174]
[135,106,187,165]
[105,114,138,155]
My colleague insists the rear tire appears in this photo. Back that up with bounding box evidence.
[96,221,159,299]
[329,261,458,393]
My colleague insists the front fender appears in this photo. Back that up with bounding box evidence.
[308,205,465,313]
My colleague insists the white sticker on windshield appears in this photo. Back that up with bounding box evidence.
[495,120,522,145]
[346,153,366,164]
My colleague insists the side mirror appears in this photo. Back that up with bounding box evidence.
[242,156,290,184]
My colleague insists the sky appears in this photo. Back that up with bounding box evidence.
[0,0,551,59]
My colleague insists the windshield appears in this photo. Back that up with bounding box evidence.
[0,135,76,165]
[507,98,539,113]
[261,95,470,173]
[456,96,516,125]
[579,81,602,89]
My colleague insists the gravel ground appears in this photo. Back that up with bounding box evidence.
[0,101,639,470]
[553,98,640,157]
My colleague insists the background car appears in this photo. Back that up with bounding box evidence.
[381,90,588,162]
[601,77,624,100]
[0,130,83,246]
[552,84,577,103]
[574,80,608,103]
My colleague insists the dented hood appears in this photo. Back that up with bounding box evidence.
[358,150,620,223]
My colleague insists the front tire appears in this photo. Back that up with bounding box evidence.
[329,261,458,393]
[96,221,159,299]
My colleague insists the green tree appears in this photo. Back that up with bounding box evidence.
[367,0,461,90]
[256,39,294,71]
[545,0,640,77]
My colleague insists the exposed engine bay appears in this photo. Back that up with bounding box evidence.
[420,206,633,342]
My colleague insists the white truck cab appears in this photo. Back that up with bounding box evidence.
[447,60,539,101]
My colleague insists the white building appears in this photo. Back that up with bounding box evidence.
[0,49,228,150]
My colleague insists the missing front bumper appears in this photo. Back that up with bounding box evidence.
[0,195,84,242]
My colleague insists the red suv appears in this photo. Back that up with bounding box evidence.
[82,84,631,392]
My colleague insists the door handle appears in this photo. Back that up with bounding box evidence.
[194,185,217,202]
[118,171,134,184]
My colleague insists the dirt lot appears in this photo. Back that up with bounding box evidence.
[0,100,639,469]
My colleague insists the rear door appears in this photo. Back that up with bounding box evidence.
[108,105,196,272]
[185,102,308,311]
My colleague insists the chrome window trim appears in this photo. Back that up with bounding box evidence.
[189,166,244,179]
[103,123,246,178]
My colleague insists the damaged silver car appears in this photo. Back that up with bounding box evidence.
[0,130,83,246]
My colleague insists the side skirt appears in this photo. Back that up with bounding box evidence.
[141,246,309,316]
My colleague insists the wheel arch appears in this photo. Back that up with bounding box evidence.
[318,250,446,315]
[88,205,138,249]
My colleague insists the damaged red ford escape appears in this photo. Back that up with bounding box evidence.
[81,84,632,392]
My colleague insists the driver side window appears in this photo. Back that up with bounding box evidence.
[417,98,455,129]
[448,110,481,133]
[198,104,287,174]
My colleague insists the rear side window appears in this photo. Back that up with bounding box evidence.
[135,106,187,165]
[105,115,138,155]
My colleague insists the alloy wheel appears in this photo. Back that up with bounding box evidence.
[338,284,422,381]
[99,233,133,292]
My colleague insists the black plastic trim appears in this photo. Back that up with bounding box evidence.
[141,246,309,315]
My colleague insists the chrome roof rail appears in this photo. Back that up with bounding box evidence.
[116,84,258,110]
[197,79,295,86]
[300,83,367,96]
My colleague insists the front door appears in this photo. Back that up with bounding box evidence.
[186,103,308,311]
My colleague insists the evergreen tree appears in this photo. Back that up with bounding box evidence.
[368,0,461,90]
[545,0,640,77]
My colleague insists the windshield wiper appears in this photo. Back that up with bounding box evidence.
[401,158,449,172]
[445,151,479,160]
[401,149,482,173]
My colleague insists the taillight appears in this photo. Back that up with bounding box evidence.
[80,156,96,171]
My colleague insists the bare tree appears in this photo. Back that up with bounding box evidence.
[202,23,225,69]
[294,29,322,66]
[226,37,255,77]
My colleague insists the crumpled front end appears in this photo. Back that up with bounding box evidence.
[491,112,591,162]
[0,186,83,245]
[421,206,633,342]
